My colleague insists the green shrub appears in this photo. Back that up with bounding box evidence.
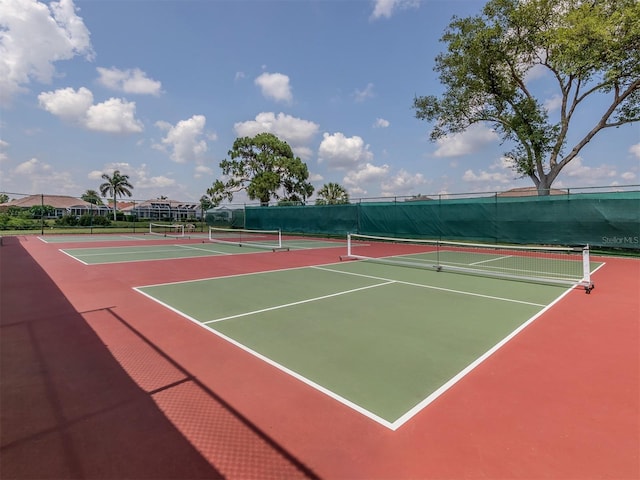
[55,214,78,226]
[78,214,111,226]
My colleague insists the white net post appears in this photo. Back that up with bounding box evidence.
[582,245,594,292]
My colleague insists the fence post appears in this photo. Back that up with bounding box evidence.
[40,193,44,235]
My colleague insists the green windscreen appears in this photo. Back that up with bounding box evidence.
[244,191,640,249]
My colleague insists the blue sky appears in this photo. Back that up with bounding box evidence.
[1,0,639,204]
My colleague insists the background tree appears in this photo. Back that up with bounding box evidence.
[81,189,104,205]
[315,182,350,205]
[199,194,213,223]
[413,0,639,195]
[0,193,9,204]
[99,170,134,220]
[208,133,314,206]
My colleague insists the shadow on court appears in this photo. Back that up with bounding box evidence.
[0,236,318,479]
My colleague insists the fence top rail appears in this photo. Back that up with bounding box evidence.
[2,184,639,209]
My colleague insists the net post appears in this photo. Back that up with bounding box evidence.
[347,233,352,257]
[582,244,593,293]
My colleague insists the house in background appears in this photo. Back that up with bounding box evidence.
[0,194,111,218]
[0,195,202,221]
[123,199,201,221]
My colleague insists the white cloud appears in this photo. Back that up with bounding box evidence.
[433,124,499,157]
[12,157,80,194]
[92,162,133,178]
[194,164,213,179]
[354,83,375,102]
[381,169,428,196]
[38,86,93,120]
[630,143,640,159]
[370,0,420,20]
[93,162,176,195]
[85,98,144,133]
[621,171,636,181]
[254,72,292,103]
[343,163,390,195]
[137,175,176,189]
[234,112,319,159]
[14,158,50,175]
[462,169,511,184]
[154,115,209,164]
[461,156,515,186]
[524,60,549,83]
[97,67,162,96]
[563,157,617,183]
[0,139,9,163]
[543,94,563,112]
[38,87,143,133]
[318,132,374,170]
[0,0,94,106]
[374,118,390,128]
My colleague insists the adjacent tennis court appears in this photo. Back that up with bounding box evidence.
[59,231,346,264]
[135,249,602,430]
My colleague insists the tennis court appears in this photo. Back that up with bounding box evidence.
[2,232,637,480]
[59,232,346,264]
[39,233,165,243]
[135,249,603,430]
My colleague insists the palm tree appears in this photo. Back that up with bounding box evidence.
[99,170,134,220]
[81,189,104,205]
[315,182,349,205]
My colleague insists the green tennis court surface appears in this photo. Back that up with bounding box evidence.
[39,233,207,243]
[61,238,346,264]
[61,242,260,264]
[135,259,583,430]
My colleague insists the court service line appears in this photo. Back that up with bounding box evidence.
[63,247,183,257]
[203,281,395,325]
[312,265,547,307]
[175,244,233,255]
[470,255,513,266]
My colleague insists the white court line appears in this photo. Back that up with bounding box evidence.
[133,282,399,430]
[312,265,547,307]
[390,284,576,430]
[175,244,232,255]
[65,247,180,257]
[203,281,395,324]
[59,249,90,265]
[470,255,513,266]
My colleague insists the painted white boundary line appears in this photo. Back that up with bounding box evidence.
[58,248,90,265]
[60,243,260,265]
[391,285,575,430]
[203,281,394,324]
[312,265,547,307]
[133,285,398,430]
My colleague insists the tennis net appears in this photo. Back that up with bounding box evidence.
[208,227,284,250]
[344,233,594,292]
[149,223,185,238]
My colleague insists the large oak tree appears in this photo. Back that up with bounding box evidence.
[414,0,639,194]
[208,133,314,205]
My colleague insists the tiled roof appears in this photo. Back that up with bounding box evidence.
[0,194,97,209]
